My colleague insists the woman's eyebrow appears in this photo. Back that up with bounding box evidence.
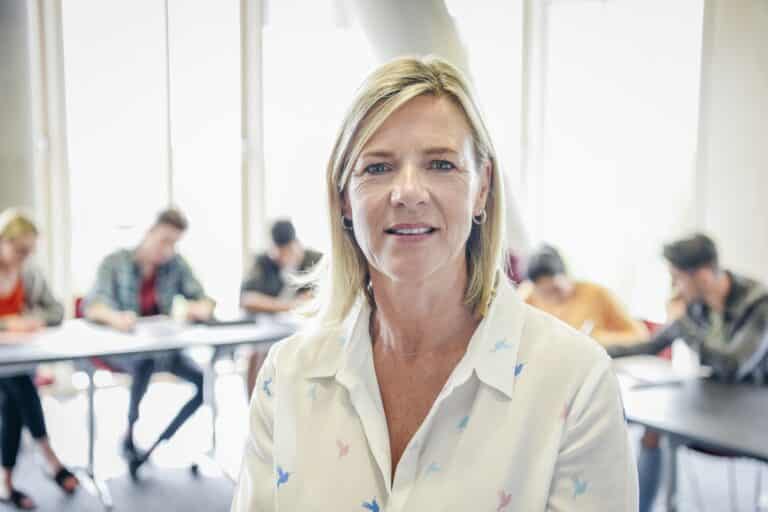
[423,147,459,156]
[359,150,396,160]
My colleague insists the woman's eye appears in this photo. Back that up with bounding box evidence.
[364,163,390,175]
[429,160,456,171]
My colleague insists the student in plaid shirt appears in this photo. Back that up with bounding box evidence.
[84,208,215,479]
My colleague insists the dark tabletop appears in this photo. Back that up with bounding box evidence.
[622,378,768,462]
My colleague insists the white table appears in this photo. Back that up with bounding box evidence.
[0,318,295,510]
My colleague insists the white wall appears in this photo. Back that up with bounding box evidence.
[0,0,35,212]
[697,0,768,282]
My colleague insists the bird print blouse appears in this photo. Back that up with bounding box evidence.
[230,278,638,511]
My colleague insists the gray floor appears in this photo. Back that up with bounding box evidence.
[628,425,768,512]
[1,369,246,511]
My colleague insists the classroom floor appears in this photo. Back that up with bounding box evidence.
[2,367,765,511]
[2,368,247,512]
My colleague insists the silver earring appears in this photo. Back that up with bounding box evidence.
[472,210,487,225]
[341,215,353,230]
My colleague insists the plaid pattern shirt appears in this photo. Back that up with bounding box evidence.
[609,271,768,384]
[85,248,207,316]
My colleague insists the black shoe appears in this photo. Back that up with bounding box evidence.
[128,456,145,481]
[121,437,138,461]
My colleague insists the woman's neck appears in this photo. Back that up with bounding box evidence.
[369,263,479,358]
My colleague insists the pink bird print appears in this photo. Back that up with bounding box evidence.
[497,490,512,511]
[562,403,571,420]
[337,439,350,459]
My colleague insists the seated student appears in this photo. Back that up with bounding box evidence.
[609,233,768,512]
[84,208,215,478]
[0,209,79,509]
[520,245,649,346]
[240,220,321,396]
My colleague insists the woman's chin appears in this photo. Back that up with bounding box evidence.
[374,261,451,288]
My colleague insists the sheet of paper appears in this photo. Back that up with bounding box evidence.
[134,316,187,338]
[613,354,710,388]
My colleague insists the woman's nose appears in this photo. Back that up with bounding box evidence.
[390,164,429,208]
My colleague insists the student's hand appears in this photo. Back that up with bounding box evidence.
[3,315,45,333]
[186,301,214,322]
[111,311,137,332]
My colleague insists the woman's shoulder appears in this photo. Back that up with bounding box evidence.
[264,323,346,377]
[516,300,612,381]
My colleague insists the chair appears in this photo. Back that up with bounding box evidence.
[641,319,671,360]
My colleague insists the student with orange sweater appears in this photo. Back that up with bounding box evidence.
[519,245,649,346]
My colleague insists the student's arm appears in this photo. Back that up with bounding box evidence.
[177,256,215,321]
[230,345,279,512]
[699,302,768,381]
[592,287,649,346]
[0,268,62,332]
[240,291,303,314]
[24,267,64,327]
[606,320,681,358]
[84,257,136,332]
[239,259,300,314]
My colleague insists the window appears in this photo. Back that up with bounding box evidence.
[526,0,704,319]
[63,0,242,310]
[167,0,242,312]
[261,0,375,254]
[63,0,168,296]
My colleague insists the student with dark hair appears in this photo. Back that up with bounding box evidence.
[520,245,648,346]
[240,219,321,396]
[84,208,215,478]
[609,233,768,512]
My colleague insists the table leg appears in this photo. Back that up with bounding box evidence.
[204,349,219,457]
[85,365,113,510]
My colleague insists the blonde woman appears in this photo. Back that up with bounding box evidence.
[0,209,79,509]
[231,57,637,511]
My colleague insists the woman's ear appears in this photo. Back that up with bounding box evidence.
[340,190,352,220]
[474,160,492,215]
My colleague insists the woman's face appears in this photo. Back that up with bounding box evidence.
[0,233,37,268]
[343,94,489,286]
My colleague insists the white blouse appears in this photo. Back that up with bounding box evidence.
[231,278,638,511]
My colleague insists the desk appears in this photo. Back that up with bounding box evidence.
[620,368,768,510]
[0,318,295,510]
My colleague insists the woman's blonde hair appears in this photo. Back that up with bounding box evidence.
[312,56,506,328]
[0,209,38,241]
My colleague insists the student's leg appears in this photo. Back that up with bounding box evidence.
[638,428,663,512]
[8,375,79,493]
[0,379,35,509]
[125,358,156,453]
[150,352,204,448]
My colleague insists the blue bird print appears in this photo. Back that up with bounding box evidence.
[491,340,512,353]
[573,476,588,497]
[426,462,441,475]
[308,383,317,401]
[362,498,379,512]
[276,466,290,488]
[263,377,273,397]
[457,415,470,430]
[514,362,525,377]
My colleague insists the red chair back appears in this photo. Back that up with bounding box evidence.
[642,320,672,360]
